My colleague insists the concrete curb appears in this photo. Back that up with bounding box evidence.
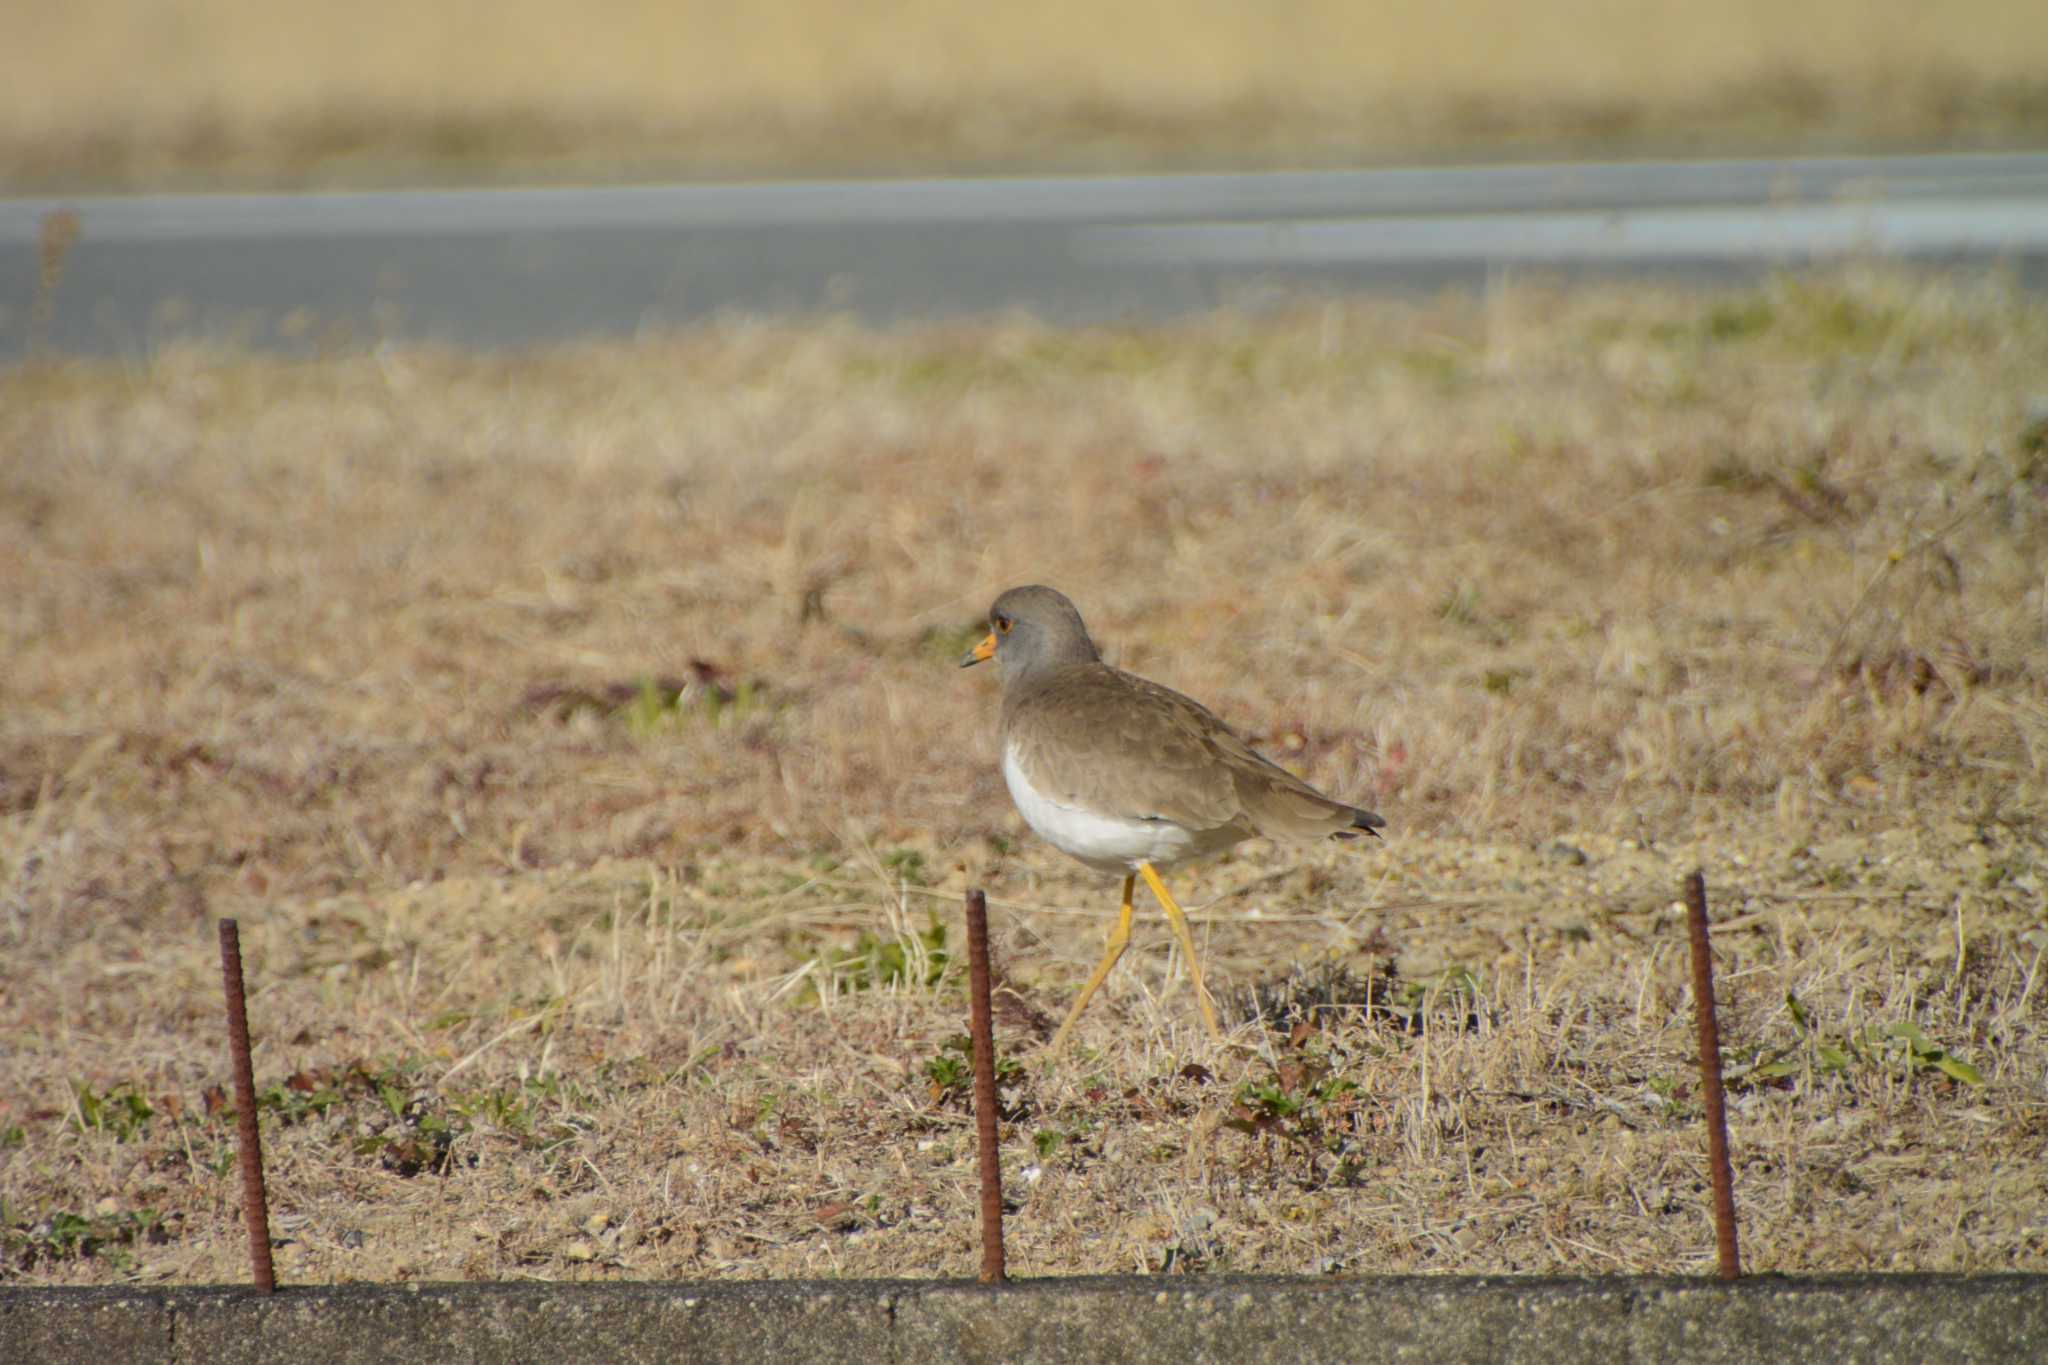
[4,1275,2043,1363]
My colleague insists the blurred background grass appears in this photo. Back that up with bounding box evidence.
[5,0,2046,190]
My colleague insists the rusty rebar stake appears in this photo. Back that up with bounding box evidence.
[964,889,1007,1284]
[1684,871,1742,1281]
[218,918,276,1292]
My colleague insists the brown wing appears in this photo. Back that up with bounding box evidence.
[1005,664,1376,840]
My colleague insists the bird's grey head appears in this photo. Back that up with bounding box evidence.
[958,584,1102,682]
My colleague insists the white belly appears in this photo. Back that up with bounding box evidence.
[1002,744,1201,872]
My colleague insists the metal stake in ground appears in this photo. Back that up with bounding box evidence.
[218,918,276,1292]
[1684,871,1741,1281]
[964,889,1007,1284]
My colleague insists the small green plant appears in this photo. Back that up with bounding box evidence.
[36,1211,97,1257]
[923,1050,969,1098]
[212,1058,474,1176]
[1878,1019,1985,1085]
[2,1204,173,1270]
[257,1078,342,1125]
[810,914,950,997]
[352,1103,464,1177]
[70,1082,155,1142]
[1385,966,1484,1031]
[621,677,683,734]
[1482,668,1528,696]
[1225,1047,1364,1184]
[880,848,929,886]
[922,1034,1022,1107]
[1737,993,1984,1088]
[456,1083,539,1136]
[621,675,770,736]
[1702,297,1774,343]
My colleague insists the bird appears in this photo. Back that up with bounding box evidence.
[960,585,1384,1051]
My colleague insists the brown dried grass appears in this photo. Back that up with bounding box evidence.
[2,267,2046,1284]
[5,1,2048,186]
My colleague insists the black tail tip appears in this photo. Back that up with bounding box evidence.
[1339,809,1387,840]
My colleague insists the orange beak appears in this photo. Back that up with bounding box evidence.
[959,632,997,668]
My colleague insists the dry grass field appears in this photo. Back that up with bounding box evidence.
[5,1,2048,187]
[3,267,2047,1285]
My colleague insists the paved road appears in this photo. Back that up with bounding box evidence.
[4,153,2046,354]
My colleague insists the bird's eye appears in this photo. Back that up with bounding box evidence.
[995,615,1012,633]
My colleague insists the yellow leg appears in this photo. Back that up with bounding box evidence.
[1139,861,1223,1042]
[1049,874,1136,1054]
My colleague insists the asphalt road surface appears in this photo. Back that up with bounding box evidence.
[4,153,2046,354]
